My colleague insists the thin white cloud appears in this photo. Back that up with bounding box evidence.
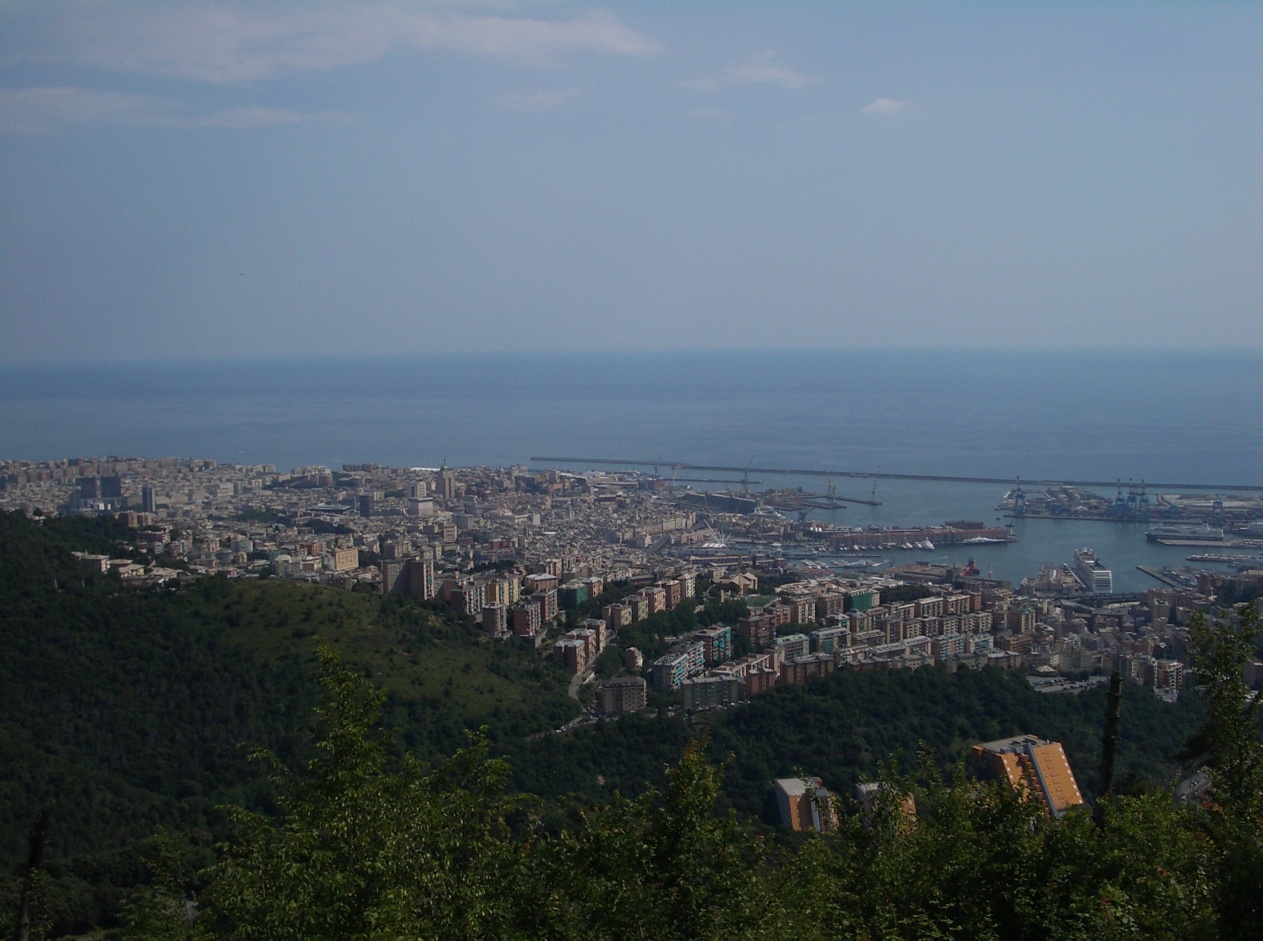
[728,52,819,90]
[184,104,344,128]
[683,52,819,93]
[6,3,661,84]
[862,97,907,115]
[494,88,577,112]
[0,86,341,133]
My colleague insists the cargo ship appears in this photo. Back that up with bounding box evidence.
[1072,548,1113,593]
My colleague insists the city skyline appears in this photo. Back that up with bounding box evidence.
[3,1,1262,364]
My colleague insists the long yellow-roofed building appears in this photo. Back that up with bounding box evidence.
[971,734,1085,818]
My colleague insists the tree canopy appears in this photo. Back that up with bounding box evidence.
[111,608,1262,941]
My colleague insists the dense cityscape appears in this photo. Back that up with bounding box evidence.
[6,1,1263,935]
[6,456,1261,746]
[3,455,1262,936]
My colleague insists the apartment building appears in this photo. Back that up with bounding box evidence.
[810,625,847,654]
[600,675,647,714]
[652,641,706,690]
[639,585,667,615]
[662,578,683,608]
[329,546,359,572]
[381,557,435,600]
[736,614,777,649]
[558,581,590,610]
[532,589,558,624]
[624,595,650,622]
[681,674,744,711]
[693,625,732,664]
[511,602,542,637]
[483,604,508,638]
[772,777,836,833]
[971,734,1085,818]
[773,633,811,662]
[780,652,835,685]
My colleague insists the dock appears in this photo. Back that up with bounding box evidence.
[1152,538,1263,549]
[530,455,1263,494]
[1137,566,1183,588]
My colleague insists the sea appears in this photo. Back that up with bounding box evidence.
[3,350,1261,593]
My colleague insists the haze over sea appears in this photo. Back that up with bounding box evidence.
[3,350,1261,592]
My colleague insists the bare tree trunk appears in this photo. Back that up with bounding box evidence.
[1094,671,1123,830]
[13,810,50,941]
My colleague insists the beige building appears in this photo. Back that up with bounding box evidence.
[330,546,359,572]
[600,675,647,714]
[772,777,836,832]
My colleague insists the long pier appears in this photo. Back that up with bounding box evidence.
[673,477,762,485]
[530,456,1263,493]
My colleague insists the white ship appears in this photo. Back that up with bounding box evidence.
[1072,548,1113,593]
[1145,522,1225,543]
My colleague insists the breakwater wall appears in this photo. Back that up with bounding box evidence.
[531,456,1263,493]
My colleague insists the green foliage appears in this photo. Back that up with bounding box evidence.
[696,596,749,627]
[591,645,625,680]
[198,643,532,941]
[113,832,206,941]
[1184,605,1263,816]
[1183,604,1263,940]
[813,763,1215,941]
[8,510,1258,938]
[533,738,775,941]
[111,614,1263,941]
[507,664,1204,818]
[0,511,572,935]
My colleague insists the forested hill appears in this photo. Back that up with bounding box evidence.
[507,660,1205,819]
[0,510,1217,935]
[107,627,1263,941]
[0,511,574,933]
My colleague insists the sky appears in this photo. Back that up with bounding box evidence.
[1,0,1261,363]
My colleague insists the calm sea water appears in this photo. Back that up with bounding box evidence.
[3,350,1260,591]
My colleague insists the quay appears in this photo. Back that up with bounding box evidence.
[673,477,763,485]
[1137,566,1184,588]
[530,456,1263,494]
[1151,538,1263,549]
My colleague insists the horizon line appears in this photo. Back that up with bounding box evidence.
[1,345,1257,370]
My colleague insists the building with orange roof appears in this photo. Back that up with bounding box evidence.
[772,777,837,833]
[970,734,1085,818]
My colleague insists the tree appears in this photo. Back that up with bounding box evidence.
[534,737,782,941]
[194,641,532,940]
[1184,605,1263,816]
[106,613,1258,941]
[1183,604,1263,940]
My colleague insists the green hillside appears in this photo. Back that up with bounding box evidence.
[506,663,1205,819]
[0,512,574,934]
[0,509,1242,936]
[116,628,1263,941]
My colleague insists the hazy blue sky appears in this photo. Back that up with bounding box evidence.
[2,1,1261,363]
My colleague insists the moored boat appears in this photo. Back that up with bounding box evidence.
[1072,548,1113,593]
